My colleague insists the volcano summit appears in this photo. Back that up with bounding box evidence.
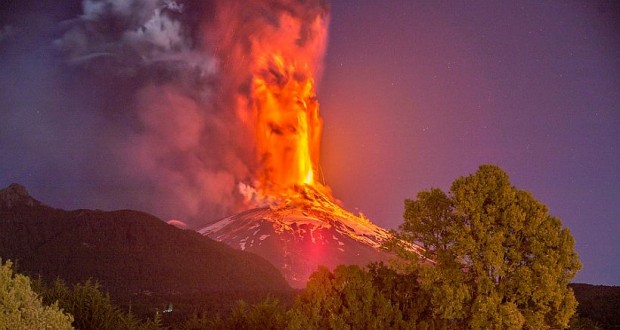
[198,186,418,288]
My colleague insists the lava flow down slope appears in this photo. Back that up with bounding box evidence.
[199,186,400,288]
[196,0,423,287]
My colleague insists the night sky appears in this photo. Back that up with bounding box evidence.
[1,1,619,285]
[319,1,619,286]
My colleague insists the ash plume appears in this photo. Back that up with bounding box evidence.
[0,0,329,227]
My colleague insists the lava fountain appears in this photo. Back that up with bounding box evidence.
[241,8,330,202]
[253,53,322,193]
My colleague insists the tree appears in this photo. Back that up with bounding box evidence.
[225,297,289,330]
[367,262,440,328]
[0,259,74,330]
[288,265,404,329]
[393,165,581,329]
[32,278,161,330]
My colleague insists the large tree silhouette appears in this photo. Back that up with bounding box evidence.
[394,165,581,329]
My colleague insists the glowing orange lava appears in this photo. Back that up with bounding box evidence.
[247,13,328,198]
[253,54,322,192]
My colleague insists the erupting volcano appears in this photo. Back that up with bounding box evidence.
[198,0,422,287]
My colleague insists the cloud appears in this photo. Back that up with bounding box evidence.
[167,219,188,229]
[0,0,330,227]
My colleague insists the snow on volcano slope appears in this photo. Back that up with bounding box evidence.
[198,199,423,288]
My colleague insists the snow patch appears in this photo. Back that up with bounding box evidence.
[198,216,236,235]
[239,236,249,250]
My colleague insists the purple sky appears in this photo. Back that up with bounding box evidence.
[319,1,619,285]
[0,1,618,285]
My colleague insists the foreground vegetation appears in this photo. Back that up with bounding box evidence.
[4,165,613,329]
[388,165,581,328]
[0,259,73,329]
[3,261,614,329]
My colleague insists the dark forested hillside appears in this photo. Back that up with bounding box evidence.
[570,283,620,329]
[0,183,291,318]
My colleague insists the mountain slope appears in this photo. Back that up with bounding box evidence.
[0,183,291,298]
[198,186,424,288]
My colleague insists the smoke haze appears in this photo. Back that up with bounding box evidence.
[0,0,329,226]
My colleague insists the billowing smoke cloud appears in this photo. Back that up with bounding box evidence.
[52,0,253,223]
[0,0,328,227]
